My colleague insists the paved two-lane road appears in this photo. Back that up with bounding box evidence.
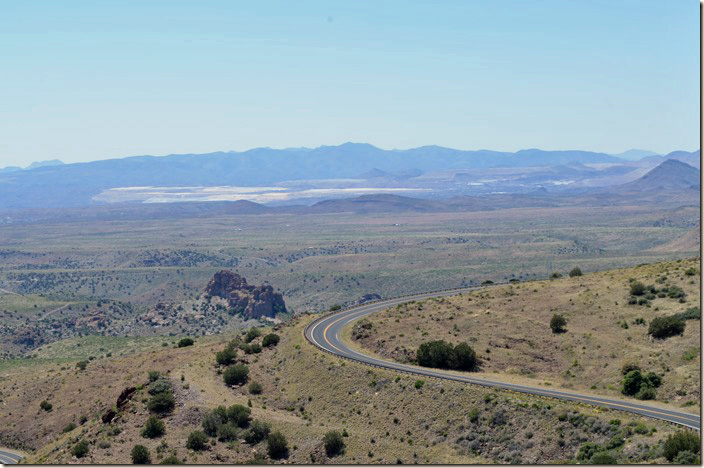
[0,449,22,465]
[304,286,700,431]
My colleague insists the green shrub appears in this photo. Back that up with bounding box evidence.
[684,267,698,276]
[673,451,699,464]
[148,370,160,382]
[63,422,77,433]
[550,314,567,333]
[202,408,227,437]
[416,340,477,371]
[267,431,289,459]
[262,333,280,347]
[159,455,184,464]
[186,431,208,451]
[589,452,617,464]
[414,380,424,389]
[40,400,53,412]
[249,382,263,394]
[244,420,271,445]
[453,342,477,370]
[630,281,646,296]
[245,328,261,343]
[576,442,603,462]
[72,439,89,458]
[131,444,151,464]
[148,379,172,395]
[242,343,262,354]
[142,415,165,438]
[621,362,640,375]
[217,423,239,442]
[663,431,700,461]
[676,307,700,321]
[648,315,685,339]
[621,369,662,399]
[468,408,480,423]
[215,347,237,366]
[147,392,175,414]
[177,338,194,347]
[76,360,88,371]
[569,267,583,277]
[223,364,249,386]
[227,404,251,428]
[323,430,345,457]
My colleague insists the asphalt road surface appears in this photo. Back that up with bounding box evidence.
[304,286,701,431]
[0,449,22,465]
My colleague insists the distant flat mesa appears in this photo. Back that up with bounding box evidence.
[93,186,431,204]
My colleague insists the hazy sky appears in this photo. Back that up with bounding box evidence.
[0,0,698,167]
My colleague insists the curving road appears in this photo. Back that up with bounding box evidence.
[304,286,701,431]
[0,449,22,465]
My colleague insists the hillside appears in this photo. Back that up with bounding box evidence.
[349,259,700,407]
[0,307,691,464]
[614,160,700,193]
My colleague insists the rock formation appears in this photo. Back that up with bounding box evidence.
[204,270,286,319]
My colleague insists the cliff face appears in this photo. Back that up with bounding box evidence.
[204,270,286,319]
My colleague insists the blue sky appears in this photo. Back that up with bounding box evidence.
[0,0,698,166]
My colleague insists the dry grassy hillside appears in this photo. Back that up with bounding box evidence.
[351,258,700,408]
[0,314,687,464]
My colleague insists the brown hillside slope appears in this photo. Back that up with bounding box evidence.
[351,258,700,408]
[0,316,685,464]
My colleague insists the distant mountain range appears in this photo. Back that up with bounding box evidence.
[1,159,698,224]
[0,143,698,210]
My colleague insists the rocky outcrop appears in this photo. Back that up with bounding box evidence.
[357,293,382,304]
[204,270,286,319]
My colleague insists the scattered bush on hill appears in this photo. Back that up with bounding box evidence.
[148,370,160,382]
[244,420,271,445]
[227,404,252,428]
[244,327,261,343]
[416,340,477,371]
[663,431,700,462]
[621,369,662,400]
[131,444,151,464]
[141,415,165,438]
[550,314,567,333]
[147,391,175,414]
[262,333,280,347]
[675,307,700,321]
[186,431,209,451]
[249,381,263,394]
[648,315,685,339]
[202,407,228,437]
[569,267,583,277]
[148,378,172,395]
[629,281,646,296]
[267,431,289,459]
[223,364,249,386]
[324,430,345,457]
[215,344,237,366]
[72,439,89,458]
[177,337,194,347]
[39,400,53,412]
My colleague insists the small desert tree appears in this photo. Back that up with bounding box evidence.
[141,415,165,438]
[223,364,249,386]
[267,431,289,459]
[550,314,567,333]
[569,267,583,277]
[131,445,151,464]
[323,431,345,457]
